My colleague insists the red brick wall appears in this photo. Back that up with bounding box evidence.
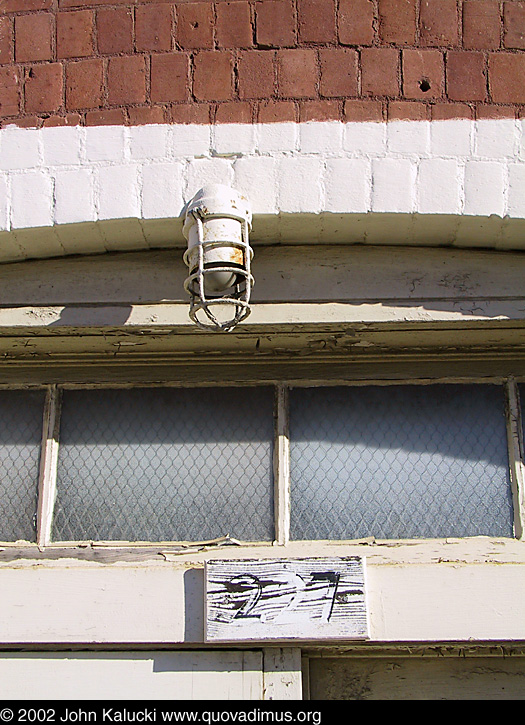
[1,0,524,127]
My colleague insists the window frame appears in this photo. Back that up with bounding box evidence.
[0,376,523,547]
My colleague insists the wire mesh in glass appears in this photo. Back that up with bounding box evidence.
[0,389,45,542]
[53,387,274,542]
[290,384,513,540]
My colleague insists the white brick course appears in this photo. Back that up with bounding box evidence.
[0,119,523,248]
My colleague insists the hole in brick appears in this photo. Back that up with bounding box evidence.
[419,79,431,92]
[191,22,199,29]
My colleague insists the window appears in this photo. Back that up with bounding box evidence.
[0,380,522,545]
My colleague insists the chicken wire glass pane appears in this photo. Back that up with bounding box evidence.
[290,384,512,540]
[0,390,45,542]
[53,387,274,542]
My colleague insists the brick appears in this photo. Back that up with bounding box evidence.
[171,124,210,155]
[11,172,53,229]
[66,58,103,110]
[15,13,53,63]
[0,67,19,119]
[430,118,472,156]
[238,50,275,99]
[476,104,515,119]
[344,119,386,152]
[278,157,322,212]
[475,118,516,157]
[402,49,444,99]
[216,2,253,48]
[3,0,52,10]
[504,2,525,49]
[193,51,234,101]
[489,53,525,103]
[464,160,505,215]
[234,156,278,213]
[277,49,318,99]
[42,126,81,166]
[96,7,133,54]
[256,0,296,48]
[463,1,501,50]
[0,17,12,64]
[431,102,473,120]
[54,169,95,225]
[388,100,429,119]
[130,124,169,159]
[324,158,370,213]
[108,55,147,105]
[378,0,417,44]
[141,162,184,220]
[338,0,374,45]
[135,3,173,52]
[419,0,459,47]
[256,119,297,151]
[0,127,39,169]
[85,125,125,161]
[447,51,487,101]
[257,99,296,123]
[57,10,94,59]
[25,63,63,114]
[186,157,234,194]
[300,117,343,151]
[371,158,415,213]
[299,99,341,121]
[85,109,127,126]
[151,53,189,103]
[361,48,399,97]
[128,106,167,126]
[176,2,213,49]
[387,117,430,153]
[508,163,525,216]
[170,103,211,124]
[343,99,384,122]
[418,158,461,213]
[213,119,256,152]
[42,113,81,127]
[215,101,254,123]
[97,165,140,221]
[298,0,336,43]
[319,48,358,98]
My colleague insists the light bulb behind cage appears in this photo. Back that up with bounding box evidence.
[183,185,254,332]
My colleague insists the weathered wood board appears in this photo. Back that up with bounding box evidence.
[205,557,369,642]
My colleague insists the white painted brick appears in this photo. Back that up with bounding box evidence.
[387,120,430,155]
[11,172,53,228]
[234,156,278,213]
[171,124,211,157]
[475,119,517,159]
[508,164,525,218]
[54,169,95,225]
[343,122,386,155]
[96,164,141,220]
[519,118,525,160]
[141,162,184,219]
[212,123,256,155]
[417,158,461,214]
[130,125,170,160]
[299,122,343,154]
[185,157,234,197]
[430,119,472,157]
[42,126,82,166]
[324,158,370,213]
[463,160,505,216]
[278,157,323,212]
[0,175,8,230]
[85,126,126,163]
[0,128,40,170]
[371,158,416,213]
[256,123,297,154]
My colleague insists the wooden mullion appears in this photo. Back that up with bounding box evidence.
[273,385,290,546]
[36,385,61,548]
[505,378,525,540]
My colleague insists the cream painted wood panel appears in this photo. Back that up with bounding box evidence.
[0,651,263,701]
[308,656,525,700]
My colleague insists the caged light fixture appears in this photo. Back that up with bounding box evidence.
[183,184,254,332]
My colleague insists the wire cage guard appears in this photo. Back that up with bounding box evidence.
[183,186,254,333]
